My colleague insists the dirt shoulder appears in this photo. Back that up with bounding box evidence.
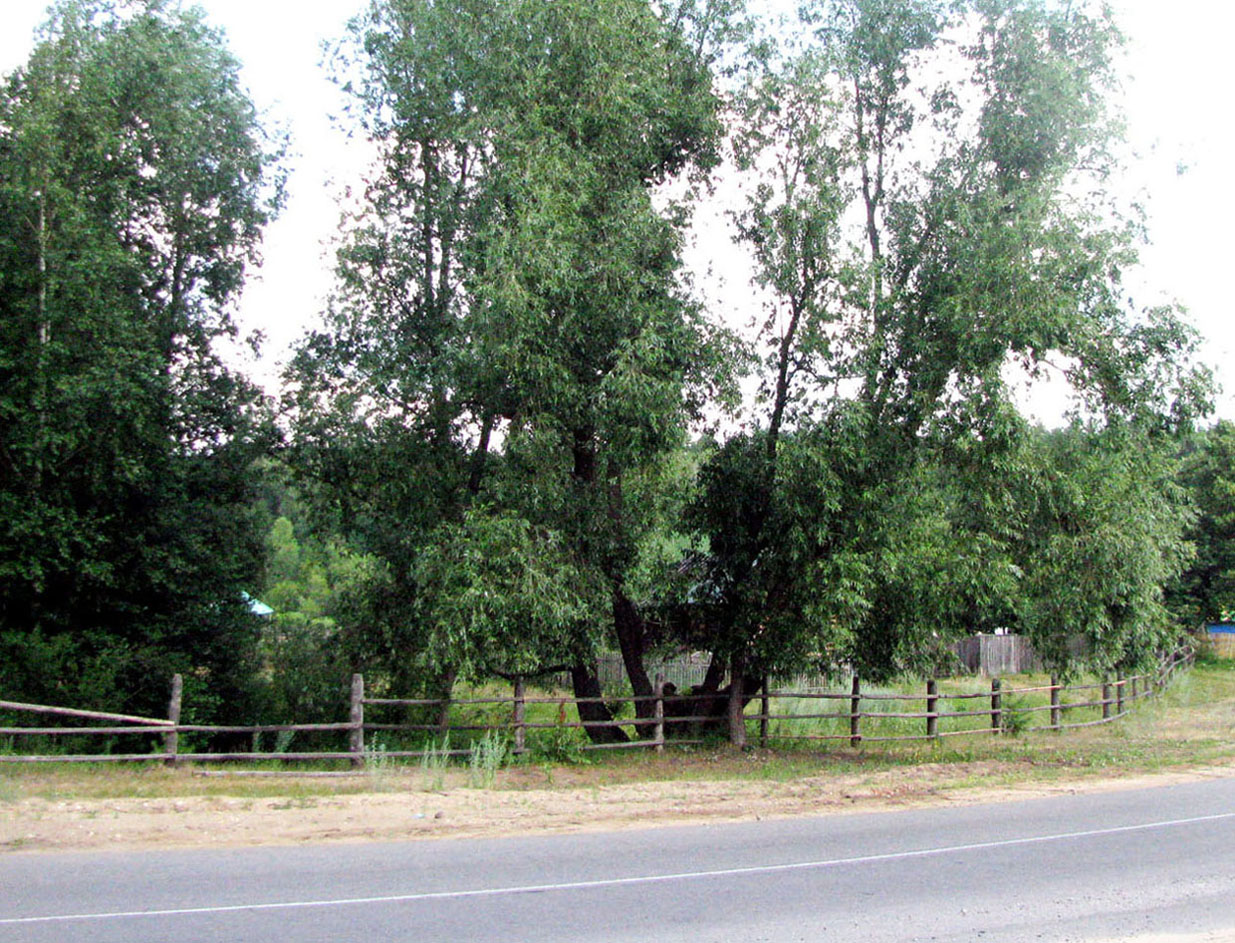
[5,755,1235,855]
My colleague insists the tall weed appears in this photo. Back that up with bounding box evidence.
[467,731,507,788]
[420,734,452,790]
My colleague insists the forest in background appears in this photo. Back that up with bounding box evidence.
[1,0,1231,740]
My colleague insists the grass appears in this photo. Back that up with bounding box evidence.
[1,660,1230,805]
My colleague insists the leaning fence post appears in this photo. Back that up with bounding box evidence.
[1050,675,1061,731]
[349,673,365,770]
[991,678,1002,735]
[164,674,182,768]
[926,679,938,740]
[849,676,862,747]
[654,672,665,754]
[1102,678,1112,721]
[759,675,770,749]
[513,677,526,756]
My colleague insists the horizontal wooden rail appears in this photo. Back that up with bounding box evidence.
[0,700,171,726]
[0,726,168,736]
[0,754,168,764]
[176,723,354,734]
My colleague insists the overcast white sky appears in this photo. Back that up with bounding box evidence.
[3,0,1234,420]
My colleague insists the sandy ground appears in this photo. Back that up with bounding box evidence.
[4,758,1235,856]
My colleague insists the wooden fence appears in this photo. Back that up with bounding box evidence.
[592,634,1063,689]
[0,649,1193,767]
[954,634,1041,676]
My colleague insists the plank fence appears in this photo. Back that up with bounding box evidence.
[0,649,1194,767]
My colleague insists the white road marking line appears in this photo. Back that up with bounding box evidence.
[5,810,1235,926]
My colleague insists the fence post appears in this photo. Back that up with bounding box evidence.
[991,678,1002,735]
[1116,671,1124,715]
[926,679,938,740]
[1050,675,1061,731]
[1130,675,1139,701]
[759,675,770,749]
[164,674,182,768]
[349,673,365,770]
[654,672,665,754]
[513,677,526,756]
[849,676,862,747]
[1102,678,1112,721]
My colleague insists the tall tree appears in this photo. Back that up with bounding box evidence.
[289,0,741,737]
[688,0,1209,718]
[0,0,285,718]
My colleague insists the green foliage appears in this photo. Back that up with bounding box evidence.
[528,716,591,765]
[1169,421,1235,626]
[998,695,1030,736]
[414,509,604,681]
[288,0,741,703]
[1012,426,1192,675]
[0,0,285,721]
[686,0,1208,684]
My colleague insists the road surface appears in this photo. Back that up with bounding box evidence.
[3,776,1235,942]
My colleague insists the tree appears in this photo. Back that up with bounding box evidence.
[0,0,284,719]
[289,0,742,738]
[686,0,1208,717]
[1169,421,1235,628]
[1011,425,1192,674]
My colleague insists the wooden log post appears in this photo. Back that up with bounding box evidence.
[1102,679,1112,721]
[1130,676,1139,701]
[164,674,183,768]
[1050,675,1061,731]
[654,673,665,754]
[991,678,1002,735]
[926,679,938,740]
[1116,672,1125,715]
[759,675,770,749]
[436,671,456,735]
[349,673,365,770]
[849,676,862,747]
[512,678,526,757]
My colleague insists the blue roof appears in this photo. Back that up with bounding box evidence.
[242,592,274,617]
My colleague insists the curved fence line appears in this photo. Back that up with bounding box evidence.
[0,648,1195,765]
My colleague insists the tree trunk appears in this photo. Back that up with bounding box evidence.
[698,653,727,694]
[662,653,753,740]
[689,654,729,736]
[32,188,49,494]
[614,589,656,737]
[727,652,748,748]
[570,663,628,744]
[467,413,494,495]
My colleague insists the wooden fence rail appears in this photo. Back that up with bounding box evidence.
[0,649,1194,766]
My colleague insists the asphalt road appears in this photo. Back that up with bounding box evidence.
[3,776,1235,942]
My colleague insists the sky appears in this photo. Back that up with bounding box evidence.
[3,0,1234,420]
